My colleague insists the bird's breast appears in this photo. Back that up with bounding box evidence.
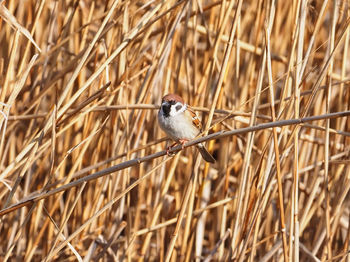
[158,112,199,141]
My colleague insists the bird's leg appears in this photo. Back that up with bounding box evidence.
[166,142,177,156]
[166,139,188,156]
[178,139,189,149]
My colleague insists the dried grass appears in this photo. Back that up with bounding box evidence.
[0,0,350,261]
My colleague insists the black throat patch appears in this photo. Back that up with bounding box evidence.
[162,104,171,117]
[162,100,176,117]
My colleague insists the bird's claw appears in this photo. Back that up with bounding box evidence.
[166,142,177,156]
[165,139,188,156]
[179,139,188,149]
[166,146,176,156]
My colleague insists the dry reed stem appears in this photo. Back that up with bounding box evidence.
[1,1,350,261]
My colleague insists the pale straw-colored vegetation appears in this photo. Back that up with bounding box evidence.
[0,0,349,261]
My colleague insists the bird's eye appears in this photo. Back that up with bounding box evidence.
[175,105,182,111]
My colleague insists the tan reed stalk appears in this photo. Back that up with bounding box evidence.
[264,2,288,261]
[1,1,350,260]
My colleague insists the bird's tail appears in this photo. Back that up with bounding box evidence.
[196,144,215,163]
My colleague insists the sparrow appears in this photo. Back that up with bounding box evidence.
[158,93,215,163]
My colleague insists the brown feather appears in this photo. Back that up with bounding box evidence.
[161,94,184,104]
[197,144,215,163]
[186,106,202,131]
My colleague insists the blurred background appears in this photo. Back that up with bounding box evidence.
[0,0,349,261]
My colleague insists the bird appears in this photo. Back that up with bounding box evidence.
[157,93,215,163]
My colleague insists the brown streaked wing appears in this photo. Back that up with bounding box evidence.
[186,106,202,131]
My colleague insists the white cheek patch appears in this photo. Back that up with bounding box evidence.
[170,102,186,116]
